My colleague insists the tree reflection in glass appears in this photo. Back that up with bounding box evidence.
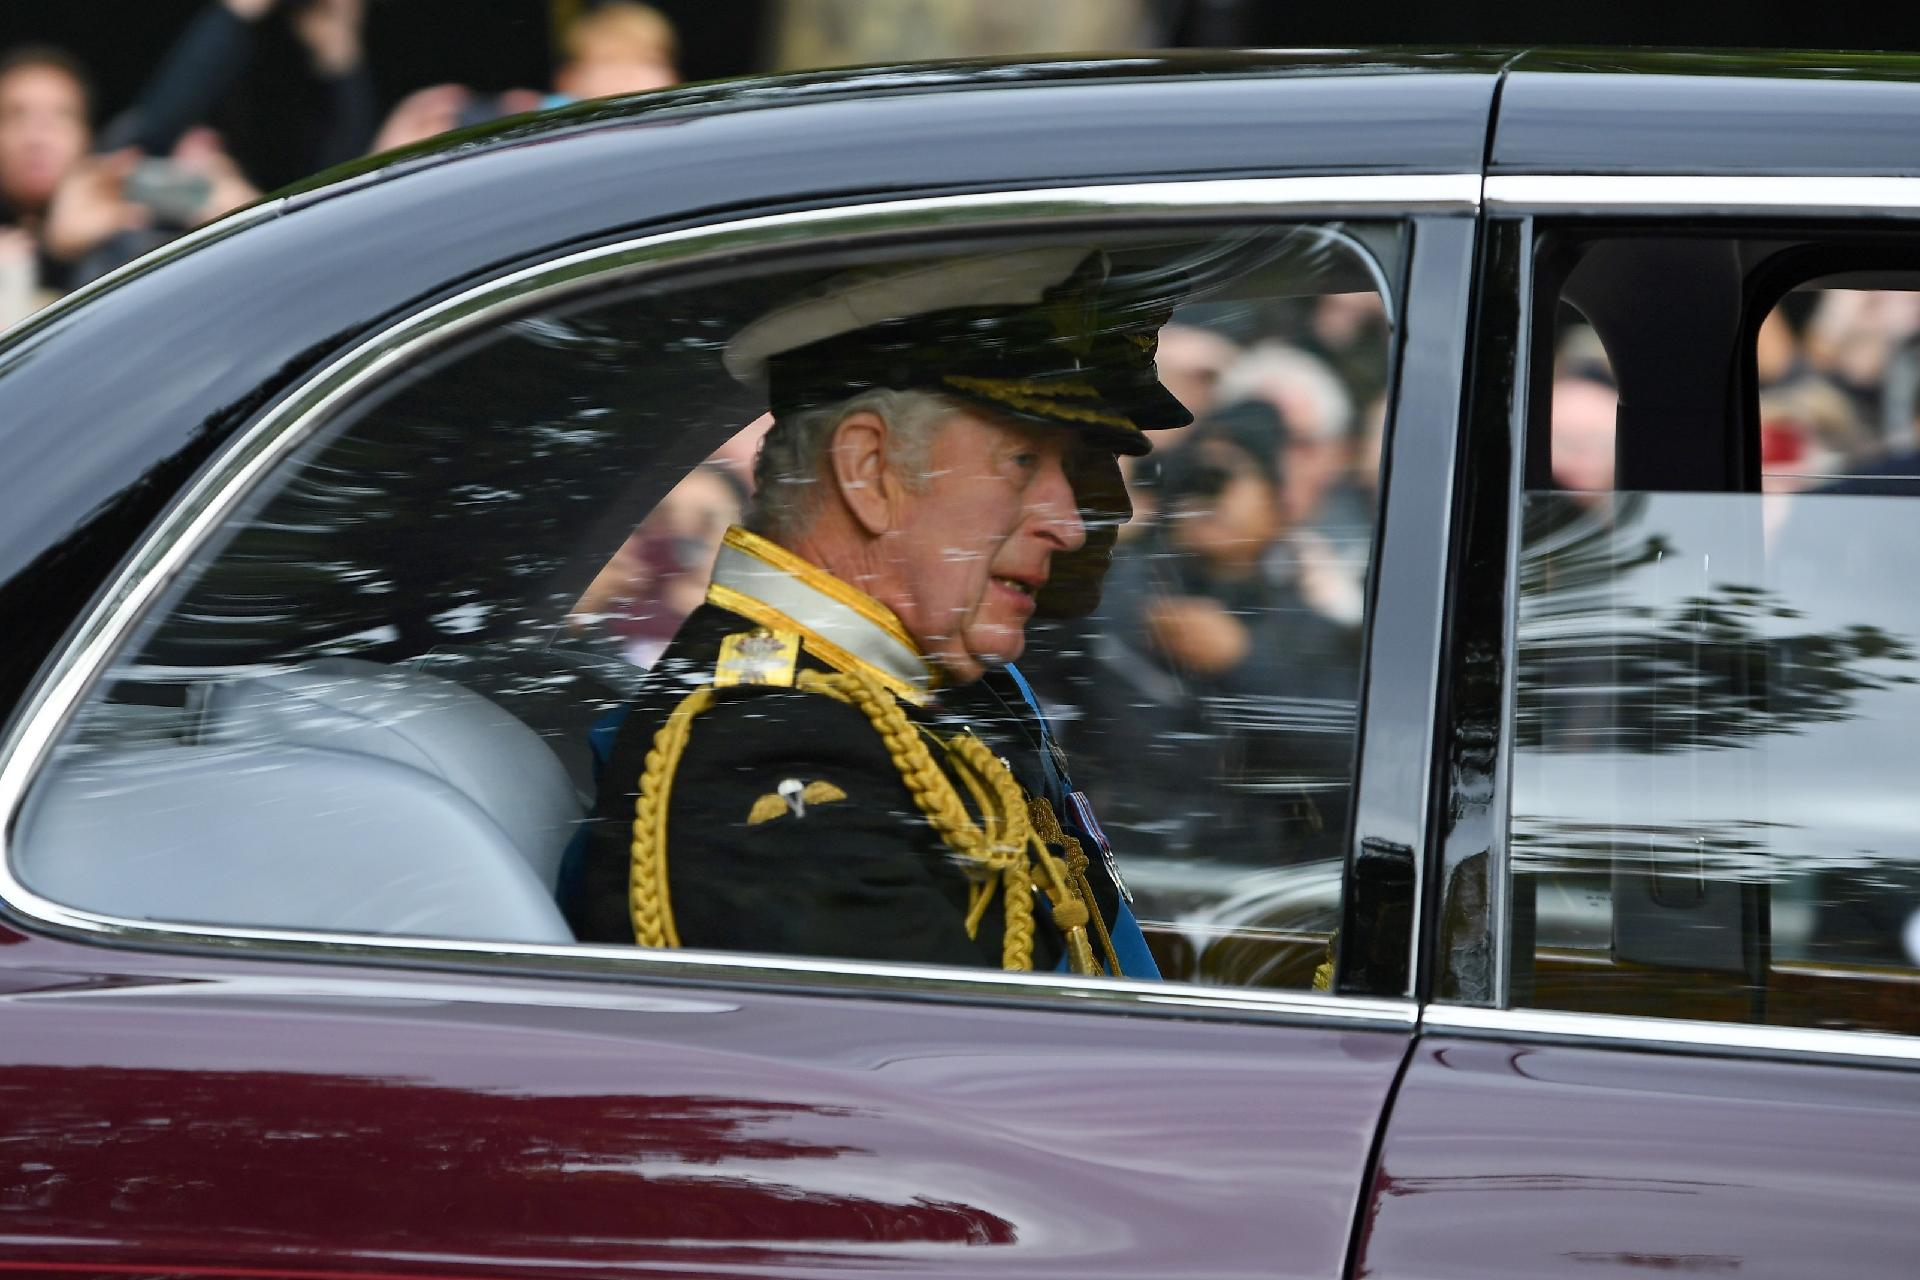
[1511,489,1920,1020]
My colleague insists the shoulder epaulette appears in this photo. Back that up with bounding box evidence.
[713,627,800,689]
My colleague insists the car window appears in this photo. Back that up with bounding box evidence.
[12,219,1404,992]
[1512,243,1920,1035]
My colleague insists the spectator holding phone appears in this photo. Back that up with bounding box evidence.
[15,0,372,290]
[0,46,92,309]
[372,2,681,153]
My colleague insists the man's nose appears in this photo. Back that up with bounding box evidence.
[1032,460,1087,551]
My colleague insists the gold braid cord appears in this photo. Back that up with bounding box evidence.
[627,685,719,948]
[629,668,1105,974]
[1026,795,1123,978]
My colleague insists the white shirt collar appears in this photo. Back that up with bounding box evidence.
[707,526,939,703]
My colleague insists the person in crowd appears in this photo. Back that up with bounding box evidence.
[1302,289,1391,410]
[1804,288,1920,431]
[0,46,90,321]
[0,47,90,235]
[566,247,1185,978]
[1215,340,1369,621]
[8,0,372,295]
[41,124,260,288]
[1296,390,1386,611]
[573,462,751,669]
[1113,321,1243,539]
[553,1,679,101]
[1756,306,1805,390]
[1759,377,1874,491]
[1073,399,1362,866]
[1215,340,1354,531]
[1550,374,1618,501]
[87,0,370,166]
[1154,322,1243,423]
[372,2,679,152]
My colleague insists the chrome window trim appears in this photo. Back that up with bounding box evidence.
[1487,174,1920,214]
[1424,1003,1920,1066]
[0,172,1476,1024]
[1,928,1419,1028]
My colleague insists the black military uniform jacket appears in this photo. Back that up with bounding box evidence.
[567,526,1126,972]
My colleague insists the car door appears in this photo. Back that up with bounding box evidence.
[1357,55,1920,1280]
[0,69,1487,1280]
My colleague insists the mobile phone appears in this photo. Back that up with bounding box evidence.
[125,160,212,226]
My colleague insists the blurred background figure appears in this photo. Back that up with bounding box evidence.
[1549,373,1617,498]
[1073,399,1362,866]
[1300,290,1391,411]
[1119,321,1242,539]
[1215,341,1366,623]
[570,413,767,667]
[1154,322,1243,424]
[572,462,748,668]
[1759,378,1872,493]
[0,46,89,236]
[1,0,381,305]
[0,45,88,324]
[767,0,1159,68]
[372,2,678,151]
[1216,342,1353,531]
[1803,288,1920,432]
[554,1,678,99]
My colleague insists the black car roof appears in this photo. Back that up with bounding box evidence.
[290,49,1508,210]
[1496,49,1920,176]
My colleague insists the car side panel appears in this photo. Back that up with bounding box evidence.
[0,950,1408,1280]
[1356,1036,1920,1279]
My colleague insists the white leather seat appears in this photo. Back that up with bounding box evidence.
[15,659,580,944]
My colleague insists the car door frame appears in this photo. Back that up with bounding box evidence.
[1364,169,1920,1280]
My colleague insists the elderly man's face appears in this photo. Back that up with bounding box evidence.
[887,409,1087,682]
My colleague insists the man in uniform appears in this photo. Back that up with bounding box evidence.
[565,246,1187,976]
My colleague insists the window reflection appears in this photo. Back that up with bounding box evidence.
[1017,299,1384,981]
[1512,490,1920,1033]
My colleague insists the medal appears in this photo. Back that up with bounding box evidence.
[1068,789,1130,904]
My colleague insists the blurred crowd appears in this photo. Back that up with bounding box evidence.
[1037,298,1388,870]
[1551,288,1920,498]
[0,0,681,327]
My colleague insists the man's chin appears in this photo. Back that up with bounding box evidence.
[961,624,1027,674]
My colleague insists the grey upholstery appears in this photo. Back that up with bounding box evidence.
[16,744,573,943]
[13,658,582,944]
[195,658,579,890]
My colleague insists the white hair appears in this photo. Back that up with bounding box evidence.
[1215,341,1354,441]
[745,387,961,543]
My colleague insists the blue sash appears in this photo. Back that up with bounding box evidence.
[1005,665,1161,981]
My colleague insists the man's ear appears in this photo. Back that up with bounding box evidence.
[827,410,898,537]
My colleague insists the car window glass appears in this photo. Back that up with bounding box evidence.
[12,221,1403,992]
[1511,259,1920,1035]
